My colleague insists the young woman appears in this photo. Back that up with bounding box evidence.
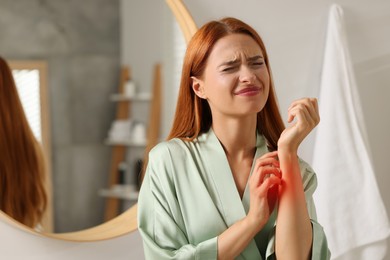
[0,56,47,229]
[138,17,330,260]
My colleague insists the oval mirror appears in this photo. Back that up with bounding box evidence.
[0,0,197,240]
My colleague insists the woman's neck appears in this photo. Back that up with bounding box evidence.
[212,115,257,160]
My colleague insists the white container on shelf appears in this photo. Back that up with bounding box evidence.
[131,123,147,144]
[124,80,136,97]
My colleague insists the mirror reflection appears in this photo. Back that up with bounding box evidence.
[0,0,185,233]
[12,69,42,142]
[0,57,48,230]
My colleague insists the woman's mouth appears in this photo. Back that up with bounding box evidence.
[234,86,262,96]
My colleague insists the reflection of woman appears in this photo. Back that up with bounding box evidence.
[0,56,47,229]
[138,18,330,259]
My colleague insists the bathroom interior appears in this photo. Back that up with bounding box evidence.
[0,0,389,259]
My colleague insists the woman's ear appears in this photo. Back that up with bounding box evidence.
[191,76,206,99]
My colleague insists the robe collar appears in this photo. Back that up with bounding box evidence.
[198,128,269,259]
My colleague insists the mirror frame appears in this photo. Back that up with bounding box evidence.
[166,0,197,44]
[0,0,197,241]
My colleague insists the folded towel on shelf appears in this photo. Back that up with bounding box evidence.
[312,4,390,259]
[107,119,133,142]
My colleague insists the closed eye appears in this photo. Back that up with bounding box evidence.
[221,66,236,72]
[251,62,264,67]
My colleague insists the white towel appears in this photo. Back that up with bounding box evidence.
[312,4,390,259]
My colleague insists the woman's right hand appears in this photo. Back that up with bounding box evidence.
[216,151,282,259]
[246,151,282,233]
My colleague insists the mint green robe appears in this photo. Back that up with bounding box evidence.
[138,129,330,259]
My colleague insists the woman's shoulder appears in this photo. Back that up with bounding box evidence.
[145,138,199,183]
[149,138,190,157]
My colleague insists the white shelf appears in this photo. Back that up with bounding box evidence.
[110,93,151,102]
[104,139,147,147]
[99,185,139,201]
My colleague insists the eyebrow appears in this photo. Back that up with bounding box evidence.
[218,59,240,68]
[218,55,264,68]
[247,55,264,62]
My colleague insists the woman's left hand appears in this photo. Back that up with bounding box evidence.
[278,98,320,153]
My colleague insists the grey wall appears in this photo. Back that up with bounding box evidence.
[0,0,120,232]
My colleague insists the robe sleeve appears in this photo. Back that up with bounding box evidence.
[137,144,218,260]
[264,159,331,260]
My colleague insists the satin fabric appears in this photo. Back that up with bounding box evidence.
[138,128,330,259]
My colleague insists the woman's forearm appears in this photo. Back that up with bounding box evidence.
[217,216,261,260]
[275,150,312,260]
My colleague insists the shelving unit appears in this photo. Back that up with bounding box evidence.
[99,185,139,201]
[104,139,147,147]
[103,64,161,221]
[109,93,151,102]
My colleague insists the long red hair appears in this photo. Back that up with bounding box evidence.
[168,17,285,151]
[0,56,47,228]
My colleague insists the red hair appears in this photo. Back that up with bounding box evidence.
[0,56,47,228]
[168,17,285,151]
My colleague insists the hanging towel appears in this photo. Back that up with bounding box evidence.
[312,4,390,259]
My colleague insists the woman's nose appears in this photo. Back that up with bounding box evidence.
[239,66,256,83]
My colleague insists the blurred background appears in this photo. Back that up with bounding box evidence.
[0,0,389,258]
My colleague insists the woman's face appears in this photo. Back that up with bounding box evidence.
[193,33,270,119]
